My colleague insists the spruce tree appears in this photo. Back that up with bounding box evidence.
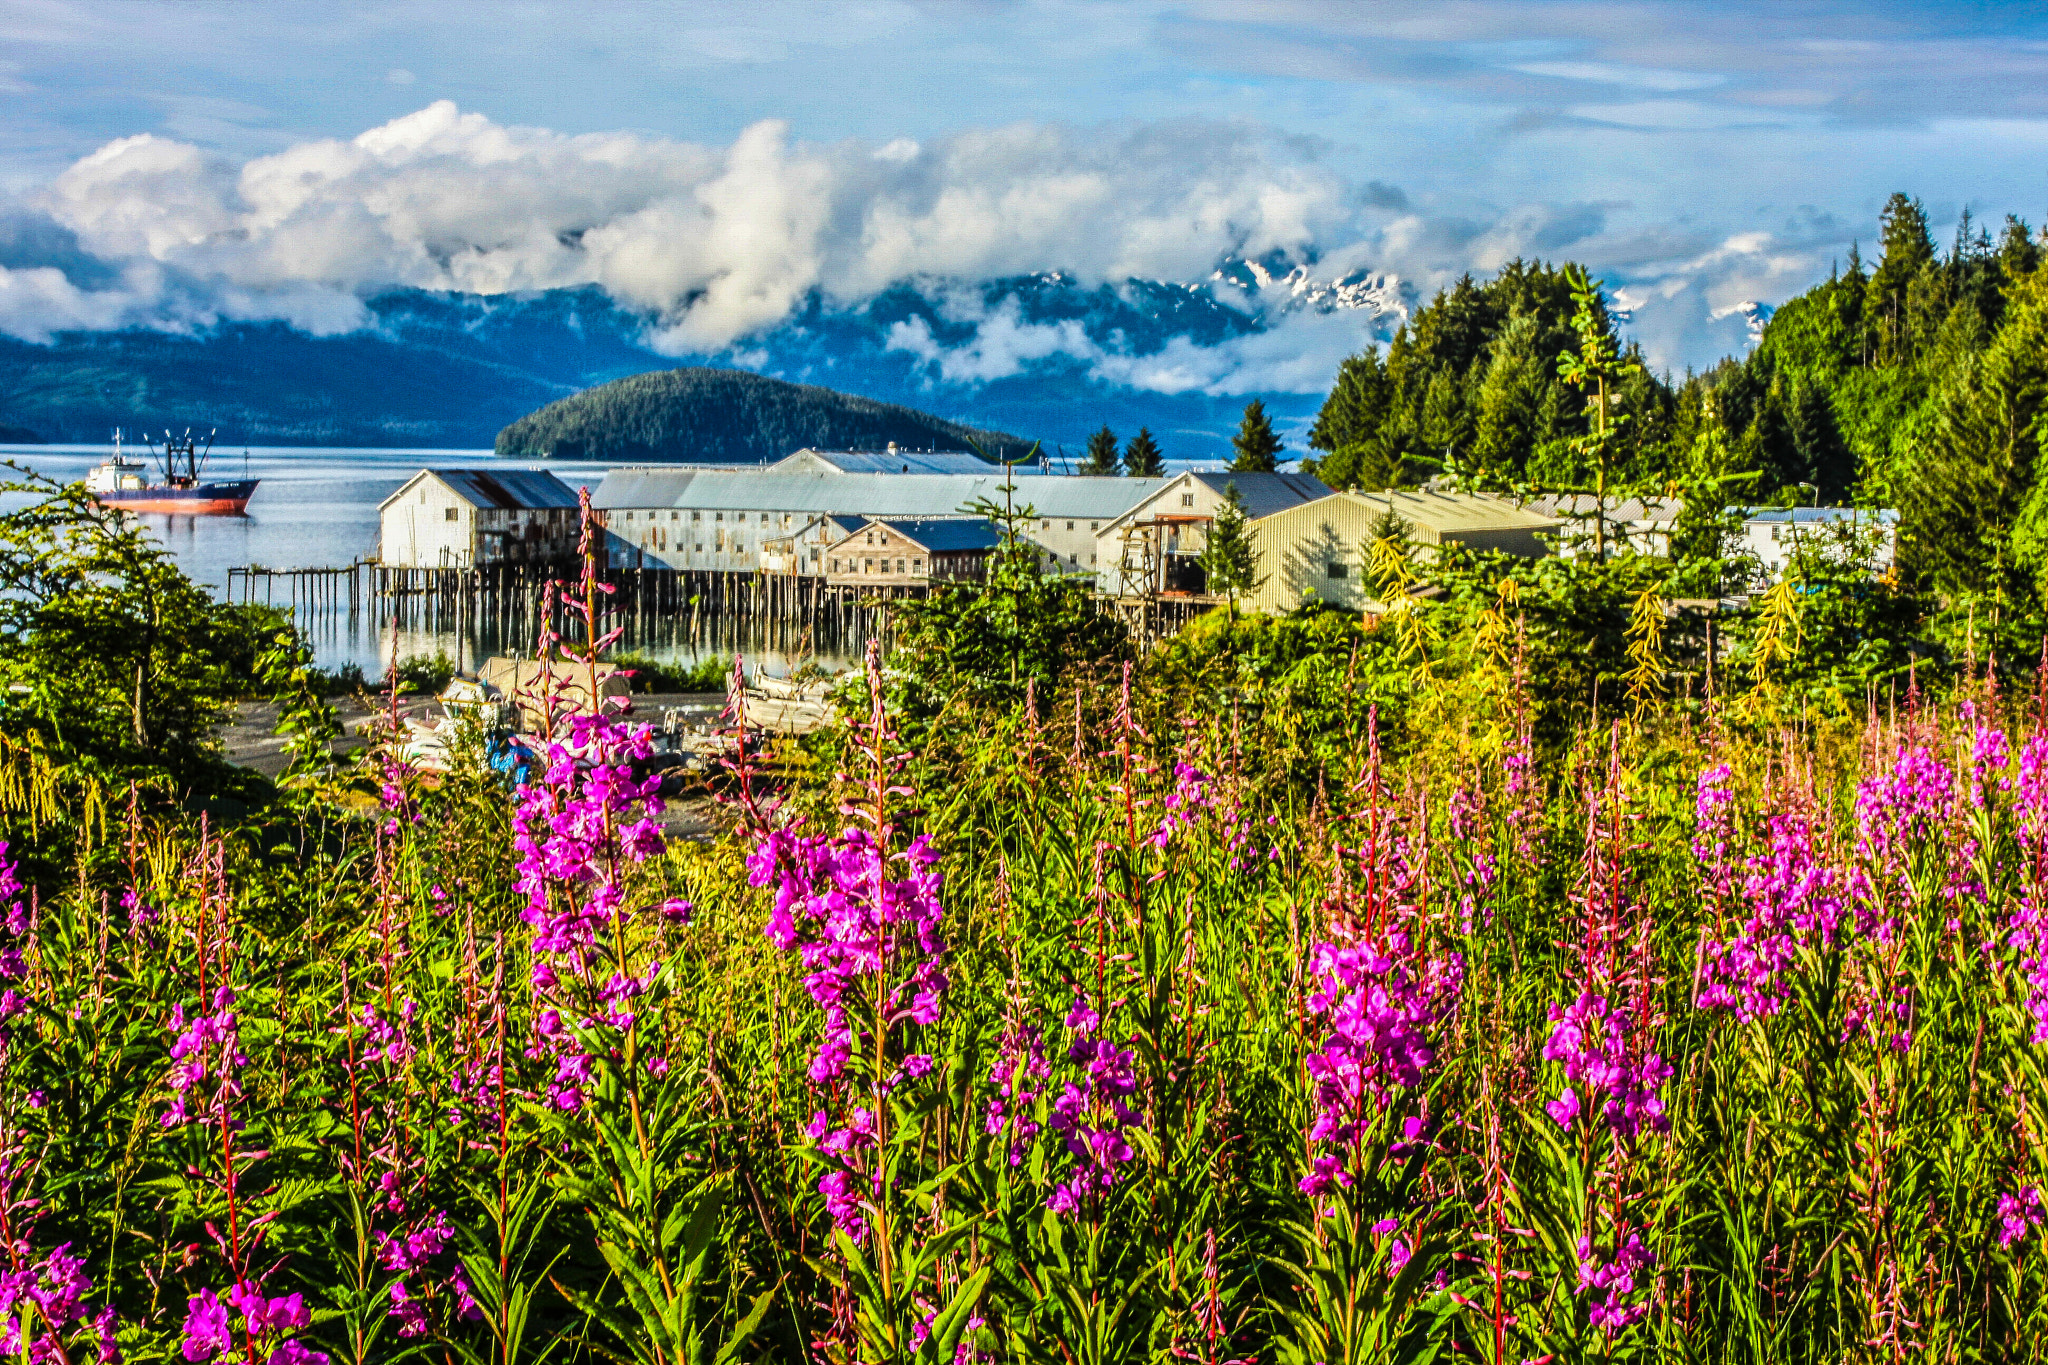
[1079,426,1121,475]
[1123,428,1166,477]
[1199,482,1265,618]
[1866,193,1935,363]
[1229,400,1284,473]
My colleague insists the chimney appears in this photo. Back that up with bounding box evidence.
[887,441,898,454]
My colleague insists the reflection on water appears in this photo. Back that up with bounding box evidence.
[2,444,849,677]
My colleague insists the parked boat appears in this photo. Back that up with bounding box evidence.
[85,428,257,515]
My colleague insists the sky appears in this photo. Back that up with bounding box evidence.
[1,0,2044,386]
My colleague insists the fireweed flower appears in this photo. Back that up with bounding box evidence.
[2005,735,2048,1042]
[984,1012,1050,1168]
[1045,995,1142,1216]
[1448,780,1498,934]
[1998,1187,2045,1248]
[1695,806,1845,1023]
[0,1240,119,1364]
[511,699,672,1110]
[1541,991,1672,1139]
[1298,933,1464,1199]
[747,664,950,1239]
[1853,741,1963,933]
[162,988,247,1129]
[180,1283,328,1365]
[1577,1230,1654,1333]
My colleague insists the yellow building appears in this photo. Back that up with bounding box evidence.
[1244,489,1561,614]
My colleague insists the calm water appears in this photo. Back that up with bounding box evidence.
[0,444,826,677]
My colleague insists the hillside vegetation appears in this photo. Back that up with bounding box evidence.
[1305,194,2048,623]
[494,365,1035,463]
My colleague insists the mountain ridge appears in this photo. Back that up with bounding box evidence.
[495,367,1035,464]
[0,259,1404,455]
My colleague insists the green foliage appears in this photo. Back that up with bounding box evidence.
[388,650,457,695]
[1122,428,1166,478]
[611,651,734,694]
[884,486,1129,719]
[1078,426,1121,476]
[1198,483,1264,614]
[0,462,269,788]
[493,366,1034,463]
[1228,400,1284,473]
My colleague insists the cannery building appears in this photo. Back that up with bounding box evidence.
[591,468,1165,585]
[376,468,584,569]
[823,518,1007,587]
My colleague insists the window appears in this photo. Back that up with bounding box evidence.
[1181,494,1195,507]
[695,544,703,553]
[670,511,679,521]
[897,558,906,573]
[1328,561,1348,579]
[444,507,459,522]
[831,558,839,573]
[866,531,874,545]
[716,512,724,522]
[625,511,633,521]
[913,558,924,572]
[810,548,820,563]
[692,511,701,522]
[1066,520,1074,531]
[865,558,874,572]
[1090,521,1099,531]
[1090,553,1097,565]
[1041,519,1050,530]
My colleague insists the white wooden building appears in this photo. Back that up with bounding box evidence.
[822,518,1006,587]
[1094,471,1330,598]
[376,469,583,569]
[1737,507,1898,584]
[592,469,1164,585]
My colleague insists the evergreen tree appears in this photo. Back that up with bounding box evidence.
[1199,483,1265,618]
[1866,193,1936,364]
[1554,265,1642,560]
[1307,351,1393,459]
[1123,428,1166,477]
[1229,400,1284,473]
[1079,426,1121,475]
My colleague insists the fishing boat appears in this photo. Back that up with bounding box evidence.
[84,428,257,514]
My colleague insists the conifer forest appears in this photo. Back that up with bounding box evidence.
[3,193,2048,1365]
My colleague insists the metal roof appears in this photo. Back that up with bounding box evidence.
[1187,471,1332,519]
[593,469,1166,520]
[855,518,1006,552]
[1740,506,1898,525]
[772,448,1038,476]
[380,468,582,512]
[1303,489,1564,534]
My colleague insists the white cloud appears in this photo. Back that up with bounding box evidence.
[25,101,1350,350]
[2,99,1847,377]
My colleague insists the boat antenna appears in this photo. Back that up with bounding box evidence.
[142,429,169,484]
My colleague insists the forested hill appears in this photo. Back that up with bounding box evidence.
[494,367,1035,464]
[1302,193,2048,605]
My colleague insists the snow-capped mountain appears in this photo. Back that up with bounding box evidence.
[0,257,1407,456]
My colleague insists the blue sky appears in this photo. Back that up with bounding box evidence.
[1,0,2044,380]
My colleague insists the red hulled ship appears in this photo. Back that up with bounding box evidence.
[85,429,257,515]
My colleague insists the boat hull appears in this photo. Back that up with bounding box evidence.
[92,480,258,515]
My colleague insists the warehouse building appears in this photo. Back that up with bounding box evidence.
[823,518,1006,587]
[1243,489,1561,614]
[376,469,583,569]
[768,445,1040,476]
[592,469,1165,584]
[1095,471,1331,598]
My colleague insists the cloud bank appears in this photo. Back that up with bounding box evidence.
[0,101,1858,386]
